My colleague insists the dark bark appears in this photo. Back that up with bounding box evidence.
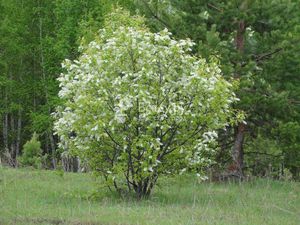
[232,123,246,177]
[232,12,247,178]
[236,21,245,53]
[48,132,57,169]
[131,175,158,199]
[3,112,8,152]
[61,152,79,172]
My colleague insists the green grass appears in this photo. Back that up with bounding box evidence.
[0,167,299,225]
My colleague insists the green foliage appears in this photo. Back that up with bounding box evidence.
[277,122,300,179]
[136,0,300,177]
[18,133,42,168]
[244,133,283,178]
[0,0,120,165]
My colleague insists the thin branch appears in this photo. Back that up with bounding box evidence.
[103,128,121,147]
[237,47,283,68]
[140,0,171,29]
[207,3,223,12]
[255,48,283,62]
[245,151,282,158]
[288,99,300,105]
[160,124,205,159]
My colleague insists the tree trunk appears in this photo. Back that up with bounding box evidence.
[48,132,57,169]
[130,174,158,199]
[38,2,56,169]
[3,111,8,152]
[236,21,245,53]
[232,8,247,178]
[10,114,16,164]
[16,108,22,160]
[232,123,246,177]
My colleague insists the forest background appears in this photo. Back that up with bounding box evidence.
[0,0,299,180]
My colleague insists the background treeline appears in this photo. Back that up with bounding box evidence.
[0,0,299,180]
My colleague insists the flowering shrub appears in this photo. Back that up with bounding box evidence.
[54,10,238,198]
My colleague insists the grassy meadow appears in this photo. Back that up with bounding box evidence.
[0,167,299,225]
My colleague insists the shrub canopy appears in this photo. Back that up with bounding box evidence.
[54,10,238,198]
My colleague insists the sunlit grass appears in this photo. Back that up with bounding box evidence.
[0,167,299,225]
